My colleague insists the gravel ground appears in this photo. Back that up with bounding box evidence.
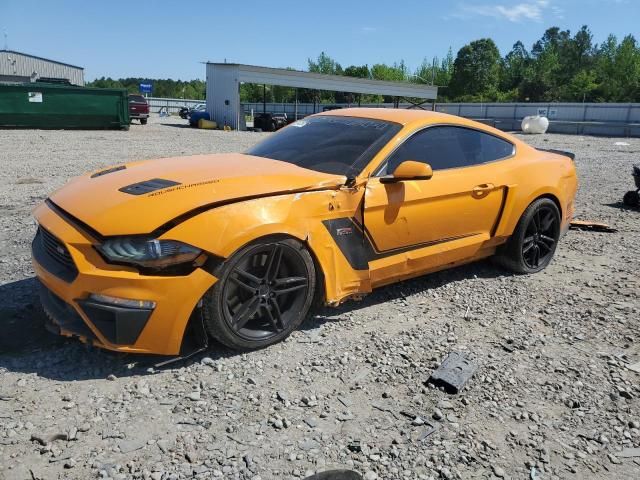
[0,116,639,480]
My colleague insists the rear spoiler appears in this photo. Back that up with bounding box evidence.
[537,148,575,160]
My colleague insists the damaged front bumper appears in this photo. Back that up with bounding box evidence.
[31,202,217,356]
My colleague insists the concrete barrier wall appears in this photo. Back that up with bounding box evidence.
[147,97,203,113]
[148,98,640,136]
[242,102,640,137]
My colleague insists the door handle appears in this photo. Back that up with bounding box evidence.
[472,183,495,195]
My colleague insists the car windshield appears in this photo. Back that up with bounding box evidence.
[129,95,146,103]
[246,115,402,176]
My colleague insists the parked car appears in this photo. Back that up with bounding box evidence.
[179,103,206,119]
[253,112,288,131]
[32,108,577,355]
[128,94,149,125]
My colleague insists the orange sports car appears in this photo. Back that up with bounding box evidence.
[32,109,577,355]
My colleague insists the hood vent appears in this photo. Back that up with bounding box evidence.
[91,165,126,178]
[119,178,181,196]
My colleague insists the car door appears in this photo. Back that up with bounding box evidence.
[363,125,514,283]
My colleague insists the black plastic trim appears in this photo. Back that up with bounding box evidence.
[537,148,575,160]
[77,299,153,345]
[322,217,475,270]
[490,187,509,237]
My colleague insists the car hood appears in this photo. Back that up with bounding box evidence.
[48,153,345,236]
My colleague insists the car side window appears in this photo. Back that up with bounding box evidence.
[383,126,514,175]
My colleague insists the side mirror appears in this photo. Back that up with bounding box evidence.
[380,161,433,184]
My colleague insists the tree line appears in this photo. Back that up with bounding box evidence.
[88,25,640,103]
[87,77,206,100]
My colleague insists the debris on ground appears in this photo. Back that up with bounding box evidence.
[570,219,617,232]
[30,433,69,446]
[417,423,439,441]
[427,352,477,394]
[304,470,363,480]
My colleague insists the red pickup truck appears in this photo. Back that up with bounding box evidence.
[128,94,149,125]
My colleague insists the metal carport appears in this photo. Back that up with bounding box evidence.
[205,63,438,130]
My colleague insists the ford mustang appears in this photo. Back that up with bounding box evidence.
[32,109,577,355]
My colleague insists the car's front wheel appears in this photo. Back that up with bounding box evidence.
[495,197,561,274]
[202,238,316,350]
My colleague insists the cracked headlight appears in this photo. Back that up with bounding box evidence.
[98,238,202,268]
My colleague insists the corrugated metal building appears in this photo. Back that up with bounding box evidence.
[0,50,84,86]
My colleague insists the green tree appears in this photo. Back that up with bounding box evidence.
[307,52,343,103]
[595,34,640,101]
[501,41,530,94]
[564,70,599,101]
[340,65,371,103]
[370,61,407,82]
[343,65,370,78]
[450,39,501,99]
[87,77,206,100]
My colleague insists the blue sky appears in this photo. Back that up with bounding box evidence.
[1,0,638,81]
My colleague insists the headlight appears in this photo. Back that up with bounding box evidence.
[97,238,202,268]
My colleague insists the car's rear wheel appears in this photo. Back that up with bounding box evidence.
[140,118,148,125]
[202,238,316,350]
[495,198,561,274]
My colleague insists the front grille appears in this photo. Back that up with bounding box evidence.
[33,227,78,282]
[40,227,74,269]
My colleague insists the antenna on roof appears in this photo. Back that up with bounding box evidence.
[3,31,7,50]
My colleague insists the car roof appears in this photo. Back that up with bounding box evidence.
[314,107,527,146]
[313,108,462,125]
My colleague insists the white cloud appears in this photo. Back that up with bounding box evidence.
[360,26,377,33]
[456,0,553,22]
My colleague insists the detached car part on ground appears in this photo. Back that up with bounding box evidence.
[32,109,578,355]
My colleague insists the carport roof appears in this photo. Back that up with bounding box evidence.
[207,63,438,99]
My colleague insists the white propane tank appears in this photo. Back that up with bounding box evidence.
[521,115,549,134]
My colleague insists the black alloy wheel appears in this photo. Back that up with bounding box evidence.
[521,204,559,269]
[202,238,316,350]
[495,198,561,274]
